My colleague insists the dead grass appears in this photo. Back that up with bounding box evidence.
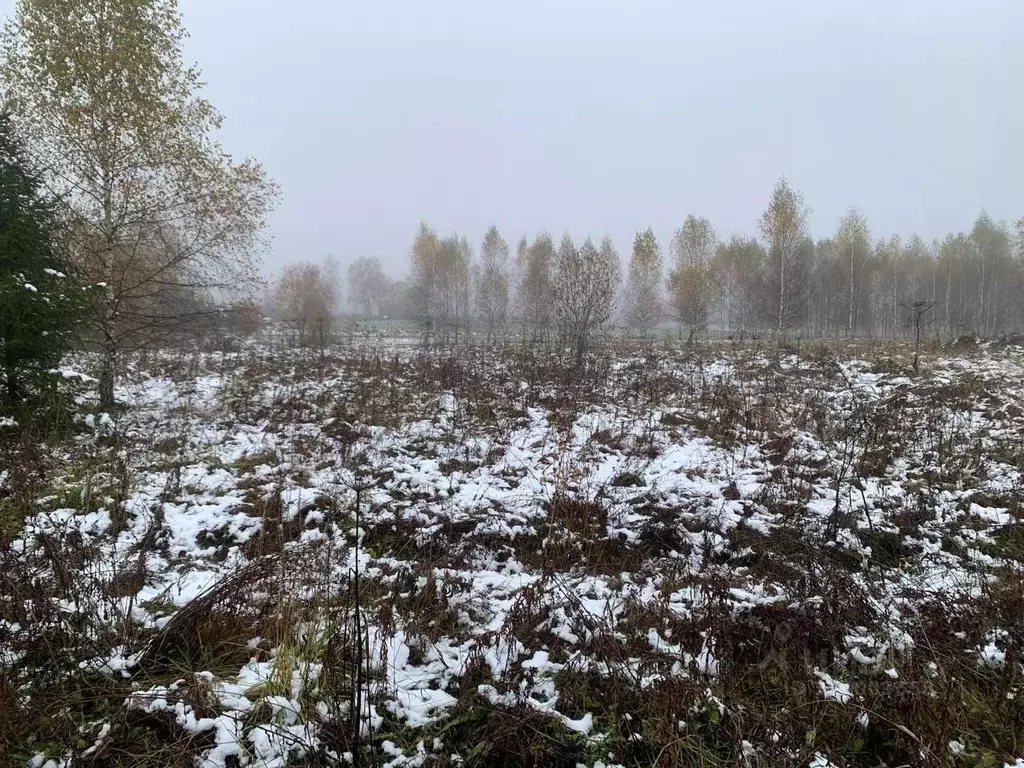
[4,336,1024,766]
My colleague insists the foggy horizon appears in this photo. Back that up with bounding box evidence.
[8,0,1022,277]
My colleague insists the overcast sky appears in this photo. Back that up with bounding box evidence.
[8,0,1023,276]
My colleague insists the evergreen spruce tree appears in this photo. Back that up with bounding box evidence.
[0,111,78,416]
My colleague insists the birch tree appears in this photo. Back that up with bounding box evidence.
[476,225,510,341]
[835,207,872,336]
[757,179,809,334]
[323,252,344,313]
[347,256,389,318]
[599,236,622,318]
[625,227,663,334]
[669,215,719,339]
[435,234,472,342]
[275,262,334,348]
[516,233,555,341]
[715,236,763,336]
[970,212,1013,336]
[1,0,277,407]
[553,234,619,362]
[877,235,902,338]
[410,221,440,326]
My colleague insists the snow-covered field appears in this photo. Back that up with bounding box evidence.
[2,335,1023,767]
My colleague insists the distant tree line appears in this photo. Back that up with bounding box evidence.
[331,178,1024,349]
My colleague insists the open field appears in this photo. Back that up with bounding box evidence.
[2,334,1023,768]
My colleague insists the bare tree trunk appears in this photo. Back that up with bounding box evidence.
[978,257,986,335]
[99,164,117,410]
[777,256,786,334]
[99,327,116,409]
[574,331,587,369]
[848,245,855,337]
[892,274,899,339]
[944,262,952,339]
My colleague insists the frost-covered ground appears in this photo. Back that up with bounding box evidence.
[2,335,1023,768]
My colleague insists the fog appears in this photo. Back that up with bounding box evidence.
[8,0,1024,277]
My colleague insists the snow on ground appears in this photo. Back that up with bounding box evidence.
[3,335,1023,767]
